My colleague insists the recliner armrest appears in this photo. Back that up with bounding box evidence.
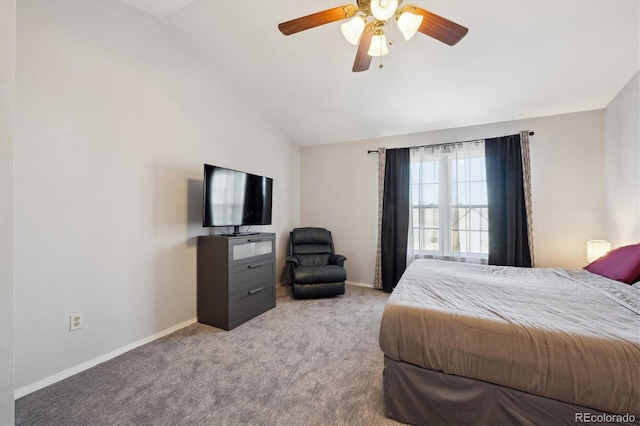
[329,254,346,267]
[286,255,300,268]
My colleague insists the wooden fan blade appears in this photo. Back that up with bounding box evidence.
[352,26,374,72]
[278,5,356,36]
[411,6,468,46]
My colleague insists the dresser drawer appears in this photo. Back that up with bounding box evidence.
[228,235,275,268]
[229,259,275,295]
[229,282,275,328]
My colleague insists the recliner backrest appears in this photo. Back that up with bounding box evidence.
[289,227,335,266]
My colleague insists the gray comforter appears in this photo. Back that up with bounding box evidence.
[379,259,640,416]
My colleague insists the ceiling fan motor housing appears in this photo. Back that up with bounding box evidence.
[357,0,406,21]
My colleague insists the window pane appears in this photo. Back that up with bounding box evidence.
[411,184,420,204]
[451,182,469,205]
[451,230,461,252]
[420,207,439,228]
[421,228,439,251]
[410,163,420,182]
[453,160,466,182]
[451,208,464,230]
[450,208,489,255]
[470,158,485,180]
[451,208,488,230]
[469,231,482,253]
[469,182,487,204]
[420,183,438,205]
[480,230,489,252]
[421,161,438,184]
[455,158,465,177]
[479,208,488,230]
[412,228,421,250]
[469,208,481,229]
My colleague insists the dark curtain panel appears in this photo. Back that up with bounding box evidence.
[485,135,532,267]
[381,148,411,292]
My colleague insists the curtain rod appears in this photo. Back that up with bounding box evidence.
[366,131,535,154]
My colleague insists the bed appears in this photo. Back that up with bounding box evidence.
[378,259,640,425]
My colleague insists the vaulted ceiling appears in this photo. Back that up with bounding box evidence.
[121,1,639,146]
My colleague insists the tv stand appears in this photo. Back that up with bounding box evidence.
[218,225,259,236]
[197,233,276,330]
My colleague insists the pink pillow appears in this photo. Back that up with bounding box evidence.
[584,243,640,284]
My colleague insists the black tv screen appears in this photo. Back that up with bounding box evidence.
[202,164,273,229]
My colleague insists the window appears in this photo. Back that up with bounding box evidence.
[409,144,488,261]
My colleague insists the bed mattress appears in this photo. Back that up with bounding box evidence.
[378,259,640,416]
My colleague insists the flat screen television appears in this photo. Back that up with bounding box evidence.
[202,164,273,235]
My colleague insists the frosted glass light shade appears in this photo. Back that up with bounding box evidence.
[370,0,398,21]
[341,16,365,45]
[587,240,611,262]
[368,33,389,56]
[397,11,423,40]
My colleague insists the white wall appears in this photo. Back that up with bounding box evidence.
[603,72,640,247]
[15,0,299,392]
[0,0,16,422]
[301,110,605,284]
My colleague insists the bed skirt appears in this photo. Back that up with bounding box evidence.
[382,356,639,426]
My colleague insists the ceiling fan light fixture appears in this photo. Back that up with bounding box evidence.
[368,32,389,56]
[341,16,366,45]
[397,11,423,40]
[370,0,398,21]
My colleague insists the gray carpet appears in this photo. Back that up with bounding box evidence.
[16,285,401,425]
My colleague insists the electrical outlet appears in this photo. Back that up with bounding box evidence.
[70,313,83,331]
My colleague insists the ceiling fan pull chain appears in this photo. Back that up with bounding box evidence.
[381,21,391,68]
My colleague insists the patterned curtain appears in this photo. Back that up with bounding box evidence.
[373,147,386,289]
[520,131,535,266]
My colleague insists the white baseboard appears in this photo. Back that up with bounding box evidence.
[346,280,374,288]
[14,317,198,400]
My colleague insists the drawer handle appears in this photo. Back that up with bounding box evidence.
[247,263,263,269]
[248,287,264,295]
[247,238,263,242]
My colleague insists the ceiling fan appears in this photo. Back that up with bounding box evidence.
[278,0,468,72]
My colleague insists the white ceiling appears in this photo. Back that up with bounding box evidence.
[121,0,639,146]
